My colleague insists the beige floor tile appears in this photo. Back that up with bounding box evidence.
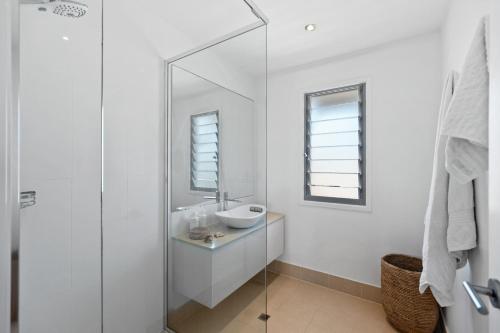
[292,280,334,306]
[308,294,397,333]
[267,310,310,333]
[172,273,396,333]
[267,276,301,311]
[235,299,266,326]
[220,319,263,333]
[268,274,302,293]
[274,297,317,325]
[305,322,351,333]
[172,308,233,333]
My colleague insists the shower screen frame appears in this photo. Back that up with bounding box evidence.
[163,2,268,332]
[3,0,20,332]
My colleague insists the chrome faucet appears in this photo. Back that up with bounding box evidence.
[203,191,240,211]
[222,191,241,211]
[203,191,221,204]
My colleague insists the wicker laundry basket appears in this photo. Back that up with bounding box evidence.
[381,254,439,333]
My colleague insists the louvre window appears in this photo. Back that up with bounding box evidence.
[191,111,219,192]
[304,83,366,205]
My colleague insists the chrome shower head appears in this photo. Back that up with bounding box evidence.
[51,0,87,18]
[21,0,88,18]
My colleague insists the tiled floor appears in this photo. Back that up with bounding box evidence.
[170,273,398,333]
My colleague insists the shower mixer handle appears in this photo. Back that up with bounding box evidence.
[20,191,36,209]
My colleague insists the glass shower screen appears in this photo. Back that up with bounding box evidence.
[165,23,267,333]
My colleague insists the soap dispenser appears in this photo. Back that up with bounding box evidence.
[188,207,209,240]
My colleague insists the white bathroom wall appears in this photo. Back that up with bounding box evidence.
[489,2,500,332]
[267,32,442,286]
[102,6,171,333]
[440,1,491,332]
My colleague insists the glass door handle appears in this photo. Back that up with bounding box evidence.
[20,190,36,208]
[463,279,500,315]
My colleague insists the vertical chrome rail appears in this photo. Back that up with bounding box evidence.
[1,0,20,332]
[10,0,20,330]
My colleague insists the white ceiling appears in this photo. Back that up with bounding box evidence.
[113,0,451,75]
[116,0,261,60]
[252,0,451,72]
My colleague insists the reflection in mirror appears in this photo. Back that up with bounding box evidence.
[171,66,257,210]
[190,110,220,192]
[166,24,267,333]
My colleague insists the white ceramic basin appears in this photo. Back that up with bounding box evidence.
[215,204,266,229]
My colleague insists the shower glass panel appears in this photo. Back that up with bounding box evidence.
[17,1,102,332]
[166,24,267,333]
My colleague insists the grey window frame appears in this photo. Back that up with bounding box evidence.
[304,83,366,206]
[190,110,220,192]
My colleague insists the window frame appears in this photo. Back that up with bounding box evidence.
[303,83,367,206]
[190,110,220,193]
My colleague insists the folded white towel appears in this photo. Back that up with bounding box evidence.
[442,17,489,184]
[420,71,477,307]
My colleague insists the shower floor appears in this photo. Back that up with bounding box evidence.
[170,272,397,333]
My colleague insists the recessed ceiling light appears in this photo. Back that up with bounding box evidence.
[62,36,69,41]
[305,24,316,32]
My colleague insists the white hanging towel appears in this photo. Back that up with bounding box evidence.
[442,17,489,184]
[419,71,477,307]
[443,17,488,274]
[420,17,488,306]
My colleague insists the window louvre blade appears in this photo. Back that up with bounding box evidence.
[310,131,360,148]
[309,186,359,200]
[308,160,360,173]
[309,117,360,134]
[310,89,360,108]
[192,161,218,172]
[193,152,218,162]
[309,173,360,187]
[310,102,359,122]
[192,133,218,144]
[309,146,360,160]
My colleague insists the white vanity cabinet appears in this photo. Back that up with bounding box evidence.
[172,212,284,308]
[266,212,284,264]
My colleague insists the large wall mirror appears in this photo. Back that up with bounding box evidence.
[171,66,257,210]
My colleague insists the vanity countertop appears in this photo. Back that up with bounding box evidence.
[267,212,284,224]
[172,212,284,251]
